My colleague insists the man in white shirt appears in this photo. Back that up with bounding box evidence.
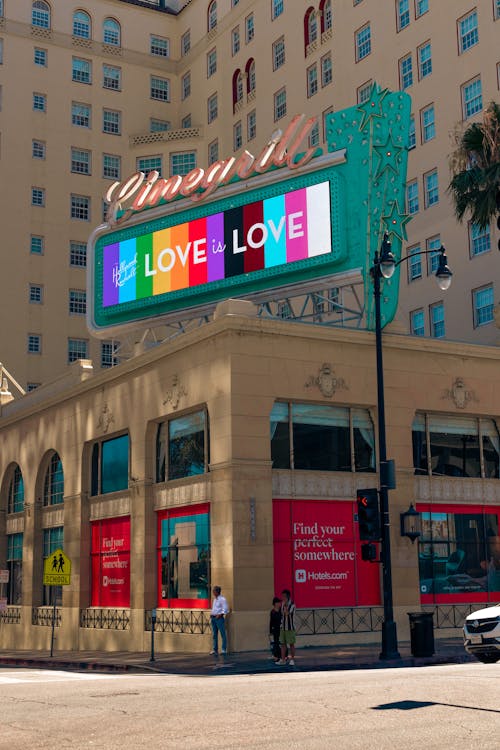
[210,585,229,655]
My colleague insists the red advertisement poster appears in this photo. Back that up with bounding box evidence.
[273,500,381,608]
[91,516,130,607]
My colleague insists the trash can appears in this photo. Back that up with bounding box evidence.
[408,611,434,657]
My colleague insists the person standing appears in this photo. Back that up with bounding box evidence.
[269,596,282,662]
[276,588,296,666]
[210,585,229,655]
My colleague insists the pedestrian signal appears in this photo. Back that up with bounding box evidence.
[357,488,381,541]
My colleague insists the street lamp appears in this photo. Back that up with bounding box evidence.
[370,232,452,660]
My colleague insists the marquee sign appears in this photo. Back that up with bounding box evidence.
[87,86,411,336]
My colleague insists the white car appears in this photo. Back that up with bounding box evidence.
[463,604,500,663]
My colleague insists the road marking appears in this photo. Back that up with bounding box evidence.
[0,670,125,684]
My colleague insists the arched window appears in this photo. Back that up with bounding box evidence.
[320,0,332,33]
[43,453,64,506]
[208,0,217,32]
[73,10,92,39]
[232,69,243,111]
[7,465,24,514]
[304,7,317,53]
[32,1,51,29]
[246,58,255,94]
[103,17,120,46]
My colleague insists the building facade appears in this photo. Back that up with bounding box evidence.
[0,0,499,391]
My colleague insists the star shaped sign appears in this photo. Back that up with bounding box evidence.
[381,200,411,242]
[356,84,390,132]
[373,134,404,181]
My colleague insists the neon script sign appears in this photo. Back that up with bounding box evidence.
[104,115,317,227]
[103,181,332,307]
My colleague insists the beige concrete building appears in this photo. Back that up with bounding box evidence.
[0,0,499,391]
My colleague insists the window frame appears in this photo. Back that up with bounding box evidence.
[417,40,432,79]
[410,308,425,336]
[472,284,495,327]
[274,87,287,121]
[424,168,439,208]
[458,9,479,54]
[429,301,445,338]
[355,23,371,61]
[461,76,483,119]
[67,337,88,363]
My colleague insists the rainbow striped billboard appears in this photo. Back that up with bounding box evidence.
[102,182,332,308]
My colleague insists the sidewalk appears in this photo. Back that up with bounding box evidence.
[0,637,474,676]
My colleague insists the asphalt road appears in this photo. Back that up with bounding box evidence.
[1,663,498,749]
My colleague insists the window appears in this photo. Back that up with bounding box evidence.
[7,533,23,605]
[103,18,120,46]
[245,14,254,43]
[357,80,372,104]
[103,153,121,180]
[355,23,371,61]
[473,285,494,327]
[32,1,51,29]
[42,526,63,605]
[207,48,217,77]
[272,37,285,70]
[307,64,318,97]
[417,41,432,79]
[32,139,45,159]
[69,289,86,315]
[179,30,190,59]
[71,194,90,221]
[157,505,210,607]
[151,76,170,102]
[150,118,170,133]
[208,0,217,32]
[306,8,318,48]
[421,104,435,142]
[232,27,240,56]
[424,169,439,207]
[31,187,45,206]
[408,245,422,281]
[28,334,42,354]
[462,77,483,119]
[90,434,129,496]
[34,48,47,66]
[208,139,219,164]
[273,0,284,19]
[72,102,90,128]
[458,10,478,53]
[426,235,441,274]
[31,235,44,255]
[101,341,118,368]
[321,0,332,32]
[73,10,91,39]
[70,241,86,267]
[150,35,169,57]
[72,57,91,84]
[33,93,46,111]
[181,71,191,100]
[71,147,91,175]
[274,87,286,121]
[181,114,192,129]
[233,120,242,150]
[430,302,445,338]
[309,121,320,147]
[399,53,413,89]
[408,115,416,149]
[103,64,121,91]
[103,109,121,135]
[8,466,24,514]
[270,402,376,472]
[170,151,196,176]
[247,109,256,141]
[496,0,500,19]
[470,223,491,256]
[321,54,332,86]
[29,284,43,303]
[406,179,419,214]
[27,382,40,392]
[415,0,428,17]
[397,0,410,31]
[68,337,88,363]
[156,410,208,482]
[410,309,425,336]
[91,517,130,607]
[44,453,64,506]
[137,155,162,175]
[246,59,256,94]
[207,92,218,123]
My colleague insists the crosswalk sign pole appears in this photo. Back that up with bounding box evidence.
[50,586,56,657]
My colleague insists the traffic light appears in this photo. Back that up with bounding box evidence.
[361,543,377,562]
[357,488,381,541]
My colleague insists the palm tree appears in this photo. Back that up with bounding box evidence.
[448,101,500,230]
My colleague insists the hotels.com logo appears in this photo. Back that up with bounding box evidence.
[295,569,307,583]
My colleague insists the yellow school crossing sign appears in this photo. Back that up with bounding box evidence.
[43,548,71,586]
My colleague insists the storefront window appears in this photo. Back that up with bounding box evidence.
[418,504,500,603]
[7,533,23,605]
[412,414,500,478]
[43,526,63,605]
[91,434,129,495]
[157,504,210,608]
[270,402,375,472]
[43,453,64,505]
[7,465,24,514]
[156,410,207,482]
[91,517,130,607]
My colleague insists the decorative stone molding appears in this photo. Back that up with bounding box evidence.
[153,479,210,510]
[415,476,500,504]
[441,377,477,409]
[97,402,114,433]
[272,470,374,500]
[89,494,130,521]
[304,363,348,398]
[163,374,187,410]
